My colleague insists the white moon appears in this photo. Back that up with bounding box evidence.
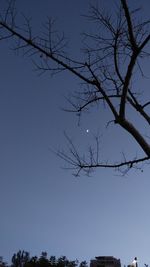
[86,129,89,133]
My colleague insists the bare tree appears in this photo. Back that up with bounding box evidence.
[0,0,150,175]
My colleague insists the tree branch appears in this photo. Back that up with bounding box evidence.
[120,0,137,51]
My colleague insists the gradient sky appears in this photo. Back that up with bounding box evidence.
[0,0,150,266]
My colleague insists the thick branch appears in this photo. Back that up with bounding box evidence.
[95,82,119,119]
[120,0,137,50]
[113,33,124,84]
[119,53,138,118]
[139,34,150,50]
[119,0,150,119]
[127,90,150,125]
[116,117,150,157]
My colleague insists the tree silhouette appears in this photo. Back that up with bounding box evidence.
[79,261,88,267]
[0,0,150,175]
[12,251,30,267]
[10,251,80,267]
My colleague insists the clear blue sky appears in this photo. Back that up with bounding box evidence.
[0,0,150,266]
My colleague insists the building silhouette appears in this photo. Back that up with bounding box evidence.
[90,256,121,267]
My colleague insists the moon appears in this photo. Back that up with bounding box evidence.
[86,129,89,133]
